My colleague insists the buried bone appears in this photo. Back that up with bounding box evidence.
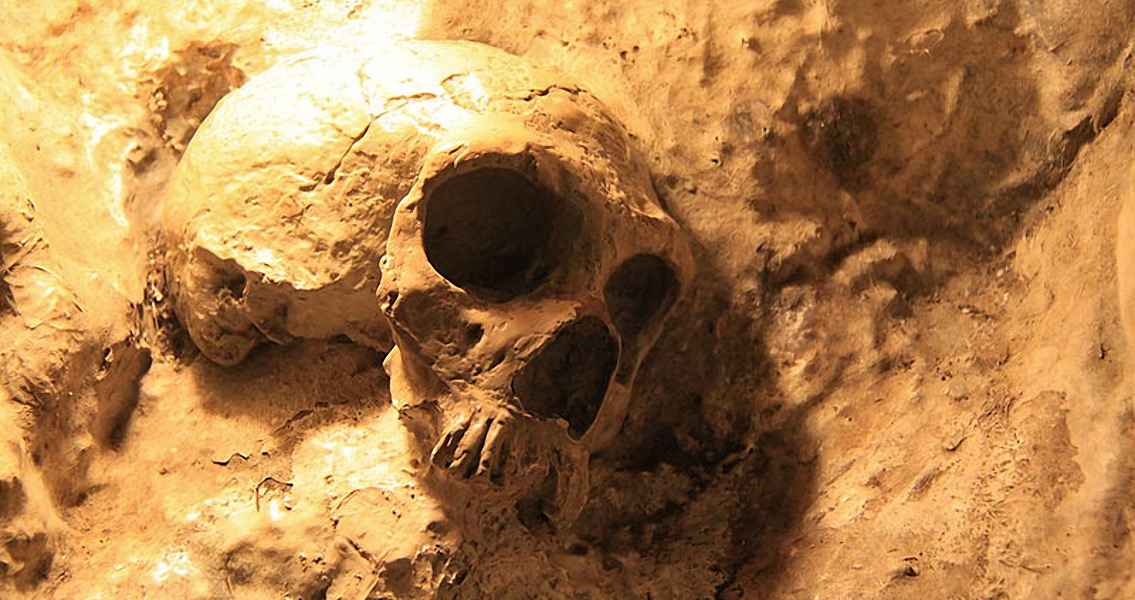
[376,43,692,524]
[164,40,693,526]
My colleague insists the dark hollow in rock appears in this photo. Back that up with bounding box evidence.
[0,475,25,522]
[2,531,52,591]
[512,316,618,438]
[605,254,680,346]
[802,96,878,187]
[218,271,246,301]
[0,235,15,318]
[0,272,11,317]
[423,168,557,300]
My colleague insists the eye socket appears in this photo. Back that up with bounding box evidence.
[512,316,618,439]
[422,167,559,301]
[604,254,679,346]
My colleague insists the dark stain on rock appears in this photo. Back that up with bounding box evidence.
[802,96,878,189]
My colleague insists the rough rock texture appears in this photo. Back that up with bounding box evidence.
[2,0,1135,598]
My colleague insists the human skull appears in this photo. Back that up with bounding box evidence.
[373,43,694,524]
[163,40,693,524]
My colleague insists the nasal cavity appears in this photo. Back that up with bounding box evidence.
[604,254,679,346]
[423,167,557,301]
[512,317,618,438]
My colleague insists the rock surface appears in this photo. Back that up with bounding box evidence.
[1,0,1134,598]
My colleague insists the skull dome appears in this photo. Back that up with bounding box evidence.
[161,46,408,365]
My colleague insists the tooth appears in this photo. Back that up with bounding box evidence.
[450,415,493,478]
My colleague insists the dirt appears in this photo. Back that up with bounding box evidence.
[2,0,1135,598]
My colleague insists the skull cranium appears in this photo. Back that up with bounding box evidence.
[162,40,693,525]
[374,44,693,524]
